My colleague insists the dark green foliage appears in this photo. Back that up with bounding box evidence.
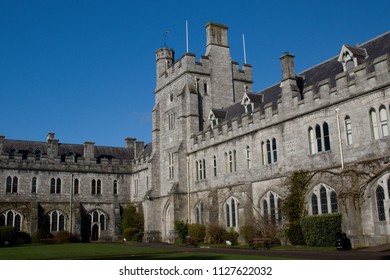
[0,226,16,246]
[206,223,226,244]
[187,223,206,244]
[286,223,305,245]
[174,220,188,243]
[15,231,31,245]
[282,170,311,245]
[223,228,239,245]
[301,213,342,247]
[121,204,144,241]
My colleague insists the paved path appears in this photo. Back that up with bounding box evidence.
[131,242,390,260]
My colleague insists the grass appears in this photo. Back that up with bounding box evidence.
[0,243,296,260]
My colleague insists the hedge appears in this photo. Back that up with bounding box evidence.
[0,226,16,246]
[301,213,342,247]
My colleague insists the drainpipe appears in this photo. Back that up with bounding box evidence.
[70,174,73,234]
[335,108,345,169]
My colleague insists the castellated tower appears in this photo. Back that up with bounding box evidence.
[145,22,253,242]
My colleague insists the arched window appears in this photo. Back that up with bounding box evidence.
[45,210,66,232]
[266,140,272,164]
[272,138,278,162]
[6,176,18,193]
[261,141,267,165]
[311,194,318,215]
[0,210,23,231]
[213,155,217,177]
[195,202,204,224]
[309,184,338,215]
[89,209,107,231]
[31,177,37,193]
[225,197,239,228]
[50,178,61,194]
[376,186,386,221]
[379,106,389,137]
[315,125,322,152]
[74,178,79,195]
[113,180,118,195]
[246,146,251,169]
[308,127,315,154]
[260,191,282,223]
[370,108,379,140]
[91,179,96,195]
[345,116,353,145]
[323,122,330,151]
[97,179,101,194]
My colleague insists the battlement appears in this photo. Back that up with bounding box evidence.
[155,52,252,91]
[191,53,390,147]
[0,133,143,173]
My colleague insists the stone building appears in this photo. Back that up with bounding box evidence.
[1,22,390,248]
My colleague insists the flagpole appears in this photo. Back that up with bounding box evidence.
[186,20,189,53]
[242,33,247,64]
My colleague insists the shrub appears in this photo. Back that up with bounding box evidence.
[187,223,206,244]
[0,226,16,246]
[123,227,140,241]
[15,231,31,245]
[223,228,239,245]
[206,223,225,244]
[239,224,256,244]
[301,213,342,247]
[174,220,188,243]
[285,222,305,245]
[31,229,47,243]
[55,231,72,243]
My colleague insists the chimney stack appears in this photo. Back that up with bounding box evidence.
[280,52,295,81]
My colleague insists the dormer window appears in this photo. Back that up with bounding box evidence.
[209,112,219,129]
[243,97,253,114]
[209,109,227,129]
[241,92,262,114]
[338,45,368,74]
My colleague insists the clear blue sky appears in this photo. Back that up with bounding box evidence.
[1,0,389,147]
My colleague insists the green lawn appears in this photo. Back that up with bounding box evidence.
[0,243,294,260]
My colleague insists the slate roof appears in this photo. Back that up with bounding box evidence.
[212,30,390,124]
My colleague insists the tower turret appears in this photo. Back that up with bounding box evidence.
[156,47,174,79]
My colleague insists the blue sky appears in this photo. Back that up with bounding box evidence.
[1,0,389,147]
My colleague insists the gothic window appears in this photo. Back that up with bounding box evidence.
[195,202,204,224]
[225,197,239,228]
[226,150,237,173]
[260,191,282,224]
[261,141,267,165]
[134,178,138,195]
[370,108,379,140]
[113,180,118,195]
[213,155,217,177]
[323,122,330,151]
[345,116,353,145]
[315,125,322,152]
[6,176,18,193]
[97,179,101,194]
[376,186,386,221]
[168,152,174,179]
[0,210,22,231]
[309,123,331,154]
[309,184,338,215]
[196,159,206,180]
[168,112,175,131]
[74,178,79,195]
[45,210,66,232]
[204,82,208,94]
[379,105,389,137]
[262,138,277,164]
[92,179,96,195]
[308,127,315,155]
[89,210,107,231]
[50,178,61,194]
[31,177,37,193]
[246,146,251,169]
[272,138,278,162]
